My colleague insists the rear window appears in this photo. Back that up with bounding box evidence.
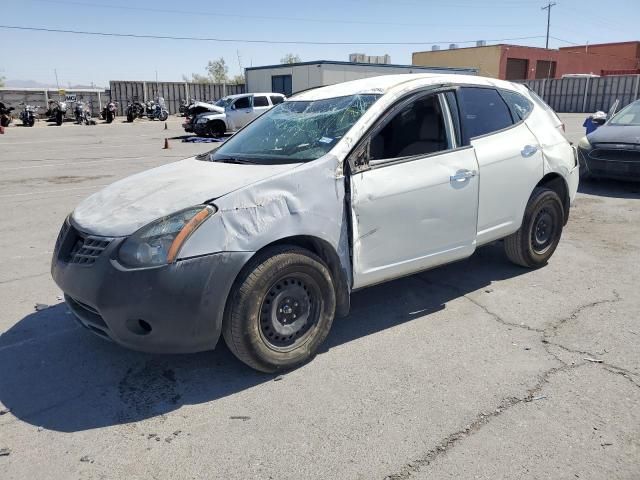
[254,96,269,107]
[270,95,285,105]
[458,87,514,140]
[500,90,533,121]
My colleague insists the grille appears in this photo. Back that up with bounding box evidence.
[589,148,640,163]
[68,234,113,265]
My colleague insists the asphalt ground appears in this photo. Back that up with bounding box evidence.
[0,113,638,479]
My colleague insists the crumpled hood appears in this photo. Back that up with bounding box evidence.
[72,157,298,236]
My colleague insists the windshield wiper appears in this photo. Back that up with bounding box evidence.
[214,156,256,164]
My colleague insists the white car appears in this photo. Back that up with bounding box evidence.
[190,92,285,137]
[52,74,578,372]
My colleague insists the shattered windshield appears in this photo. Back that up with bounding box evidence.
[214,97,233,108]
[211,94,380,164]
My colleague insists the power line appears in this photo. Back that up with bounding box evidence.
[0,25,546,46]
[21,0,533,28]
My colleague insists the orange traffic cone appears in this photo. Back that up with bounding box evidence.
[163,138,170,149]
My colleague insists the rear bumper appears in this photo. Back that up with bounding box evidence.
[51,224,252,353]
[578,146,640,181]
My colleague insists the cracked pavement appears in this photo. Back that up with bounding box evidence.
[1,115,639,479]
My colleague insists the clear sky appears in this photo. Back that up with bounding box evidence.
[1,0,639,87]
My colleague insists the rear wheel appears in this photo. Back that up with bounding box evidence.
[27,116,35,127]
[223,246,336,372]
[55,111,63,126]
[504,187,564,268]
[126,111,134,123]
[106,111,113,123]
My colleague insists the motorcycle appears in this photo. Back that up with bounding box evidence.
[0,101,14,127]
[19,103,38,127]
[74,101,93,125]
[126,100,145,122]
[101,100,117,123]
[48,100,68,126]
[178,98,192,116]
[145,97,169,121]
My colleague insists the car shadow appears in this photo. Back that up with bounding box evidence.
[578,178,640,199]
[0,244,526,433]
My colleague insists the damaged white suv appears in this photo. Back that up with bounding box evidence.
[52,74,578,372]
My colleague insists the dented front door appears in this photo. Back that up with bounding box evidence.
[350,148,480,289]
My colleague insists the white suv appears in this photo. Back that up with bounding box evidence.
[190,93,285,137]
[53,74,578,372]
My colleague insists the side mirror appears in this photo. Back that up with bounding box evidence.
[593,117,606,126]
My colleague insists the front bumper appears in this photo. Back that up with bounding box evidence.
[51,221,252,353]
[578,145,640,181]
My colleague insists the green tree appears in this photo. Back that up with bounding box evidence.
[280,53,301,64]
[230,74,245,85]
[206,58,229,83]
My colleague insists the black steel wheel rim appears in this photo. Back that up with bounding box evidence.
[259,274,321,352]
[531,207,556,254]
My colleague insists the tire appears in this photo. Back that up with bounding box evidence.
[206,120,225,138]
[159,111,168,122]
[55,111,63,126]
[27,116,35,127]
[223,246,337,373]
[106,111,113,123]
[504,187,564,268]
[126,112,134,123]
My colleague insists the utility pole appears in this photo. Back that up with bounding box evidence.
[542,1,556,49]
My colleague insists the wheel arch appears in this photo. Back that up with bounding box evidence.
[207,118,227,132]
[228,235,351,318]
[535,172,570,225]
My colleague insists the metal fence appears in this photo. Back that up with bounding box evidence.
[0,88,107,117]
[520,75,640,113]
[109,81,245,116]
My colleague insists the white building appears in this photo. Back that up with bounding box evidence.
[245,60,477,96]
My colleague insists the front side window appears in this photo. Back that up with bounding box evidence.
[458,87,514,141]
[270,95,285,105]
[233,96,252,109]
[254,96,269,107]
[608,101,640,126]
[211,94,380,164]
[367,94,450,161]
[500,90,533,121]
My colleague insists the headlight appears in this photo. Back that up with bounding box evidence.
[196,117,209,124]
[578,136,592,150]
[118,205,215,267]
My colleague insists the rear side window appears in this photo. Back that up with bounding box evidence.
[457,87,514,141]
[254,96,269,107]
[500,90,533,121]
[270,95,285,105]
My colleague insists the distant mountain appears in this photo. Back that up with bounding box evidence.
[3,79,106,89]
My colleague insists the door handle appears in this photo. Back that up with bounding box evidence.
[450,169,477,183]
[521,144,539,157]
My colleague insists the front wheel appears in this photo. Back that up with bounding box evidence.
[126,111,134,122]
[27,116,35,127]
[55,111,63,126]
[223,247,337,372]
[158,110,168,122]
[106,111,113,123]
[504,187,564,268]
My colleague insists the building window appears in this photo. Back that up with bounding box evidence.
[505,58,529,80]
[535,60,557,79]
[272,75,293,96]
